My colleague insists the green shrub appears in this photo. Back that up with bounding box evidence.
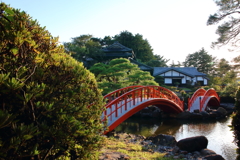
[90,58,158,95]
[0,3,105,159]
[220,82,239,98]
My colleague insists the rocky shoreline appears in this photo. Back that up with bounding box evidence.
[100,132,225,160]
[99,103,235,160]
[134,103,235,120]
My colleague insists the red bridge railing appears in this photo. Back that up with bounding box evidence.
[200,88,220,111]
[101,86,220,133]
[104,85,143,103]
[102,86,184,123]
[188,88,206,111]
[188,88,220,112]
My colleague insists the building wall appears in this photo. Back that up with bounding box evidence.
[165,78,172,84]
[158,72,207,86]
[182,77,186,84]
[155,69,208,86]
[204,79,208,85]
[160,71,192,85]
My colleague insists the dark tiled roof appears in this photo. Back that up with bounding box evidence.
[102,41,133,52]
[153,67,207,77]
[130,59,153,70]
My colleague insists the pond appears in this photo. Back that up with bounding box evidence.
[115,116,237,160]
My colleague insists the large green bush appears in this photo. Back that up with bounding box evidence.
[0,3,105,159]
[89,58,158,95]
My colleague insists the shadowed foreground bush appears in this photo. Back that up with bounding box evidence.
[231,87,240,160]
[0,3,105,159]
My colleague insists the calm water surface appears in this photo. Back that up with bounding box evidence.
[115,116,237,160]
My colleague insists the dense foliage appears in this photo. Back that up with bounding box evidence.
[65,31,169,68]
[113,31,155,63]
[208,1,240,158]
[0,3,105,159]
[208,58,238,97]
[207,0,240,50]
[145,54,169,67]
[89,58,158,95]
[64,35,104,68]
[231,87,240,160]
[183,48,216,75]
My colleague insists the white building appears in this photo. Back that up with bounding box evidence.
[153,67,208,86]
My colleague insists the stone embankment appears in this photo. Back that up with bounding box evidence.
[134,103,235,120]
[100,132,225,160]
[176,103,234,120]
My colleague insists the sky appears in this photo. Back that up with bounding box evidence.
[2,0,240,64]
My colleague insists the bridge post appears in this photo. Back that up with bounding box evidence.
[124,96,127,111]
[140,89,142,101]
[133,91,135,106]
[152,87,155,98]
[199,97,202,112]
[115,103,118,118]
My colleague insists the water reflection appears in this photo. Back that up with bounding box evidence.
[115,117,237,160]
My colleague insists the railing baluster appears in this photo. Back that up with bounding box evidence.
[125,95,127,111]
[115,102,118,118]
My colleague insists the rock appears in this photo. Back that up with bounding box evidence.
[177,136,208,152]
[193,151,201,157]
[152,111,161,117]
[176,111,192,119]
[146,134,177,147]
[172,146,180,153]
[194,109,200,113]
[200,110,209,116]
[217,107,227,116]
[115,133,145,142]
[203,154,225,160]
[106,130,115,137]
[190,113,203,119]
[99,151,130,160]
[200,111,210,118]
[220,103,234,110]
[176,111,204,120]
[201,148,217,156]
[209,111,219,118]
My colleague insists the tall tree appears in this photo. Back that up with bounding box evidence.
[207,0,240,50]
[89,58,158,95]
[66,31,169,67]
[209,58,238,88]
[114,31,155,62]
[100,36,114,46]
[215,58,232,76]
[146,55,169,67]
[232,55,240,72]
[169,61,182,67]
[64,35,104,68]
[183,48,216,75]
[208,2,240,157]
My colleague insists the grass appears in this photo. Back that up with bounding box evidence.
[179,87,193,91]
[99,136,182,160]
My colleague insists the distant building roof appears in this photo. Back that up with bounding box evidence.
[153,67,207,77]
[101,41,135,59]
[130,59,153,71]
[102,41,133,52]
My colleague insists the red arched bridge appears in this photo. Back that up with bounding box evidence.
[101,85,220,133]
[188,88,220,112]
